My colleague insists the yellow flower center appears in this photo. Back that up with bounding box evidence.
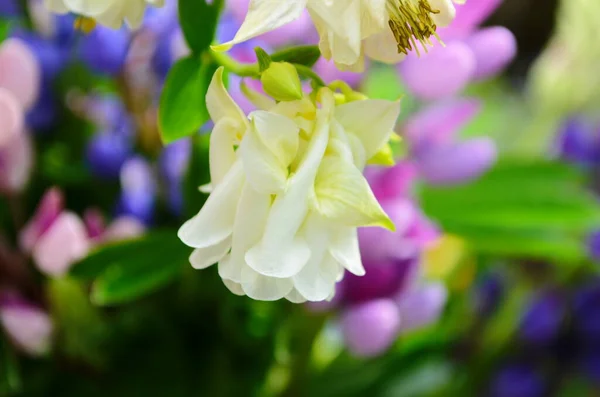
[74,16,97,34]
[387,0,442,55]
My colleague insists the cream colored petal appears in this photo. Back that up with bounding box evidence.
[210,119,238,186]
[312,156,394,230]
[240,81,276,111]
[178,161,244,248]
[364,30,407,64]
[329,228,365,276]
[335,99,400,159]
[206,67,248,128]
[213,0,307,51]
[223,277,245,296]
[244,90,336,279]
[250,110,300,167]
[239,127,288,194]
[430,0,456,27]
[293,252,339,302]
[240,266,294,301]
[189,237,232,269]
[44,0,69,13]
[226,183,271,282]
[286,288,307,303]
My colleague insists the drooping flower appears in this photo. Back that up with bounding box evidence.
[44,0,165,29]
[178,67,400,302]
[215,0,463,71]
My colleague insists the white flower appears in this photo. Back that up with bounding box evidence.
[214,0,463,71]
[178,67,401,302]
[44,0,164,29]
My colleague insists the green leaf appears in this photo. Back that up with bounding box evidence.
[178,0,223,54]
[270,45,321,67]
[159,56,214,144]
[420,160,599,262]
[183,134,211,219]
[0,20,12,43]
[79,231,191,306]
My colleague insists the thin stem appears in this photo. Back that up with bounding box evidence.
[209,51,259,78]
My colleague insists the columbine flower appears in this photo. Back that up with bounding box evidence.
[178,67,400,302]
[214,0,463,70]
[44,0,165,29]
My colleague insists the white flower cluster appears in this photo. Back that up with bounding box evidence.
[178,68,401,302]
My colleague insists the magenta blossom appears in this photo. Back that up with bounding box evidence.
[398,0,517,100]
[0,294,53,356]
[329,163,447,357]
[403,99,497,185]
[20,188,145,277]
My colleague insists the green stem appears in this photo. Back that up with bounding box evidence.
[209,51,259,78]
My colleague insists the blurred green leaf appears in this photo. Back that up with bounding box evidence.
[380,359,454,397]
[178,0,223,54]
[421,160,600,262]
[82,231,190,306]
[48,277,109,367]
[183,134,211,219]
[0,20,12,42]
[270,45,321,67]
[0,334,22,395]
[159,56,213,144]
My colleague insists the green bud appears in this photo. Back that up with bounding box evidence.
[261,62,303,102]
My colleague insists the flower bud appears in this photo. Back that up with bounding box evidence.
[260,62,303,102]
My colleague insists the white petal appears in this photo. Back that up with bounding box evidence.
[239,126,289,194]
[249,111,299,167]
[286,288,307,304]
[429,0,456,27]
[223,278,245,296]
[312,156,394,230]
[206,67,248,129]
[240,266,294,301]
[178,161,244,248]
[210,119,238,186]
[329,228,365,276]
[189,237,231,269]
[335,99,401,159]
[225,183,271,282]
[213,0,307,51]
[293,252,339,302]
[364,29,407,64]
[240,80,276,111]
[244,90,335,278]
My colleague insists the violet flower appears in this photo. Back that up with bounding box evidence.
[398,0,517,100]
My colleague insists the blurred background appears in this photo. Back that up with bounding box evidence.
[2,0,600,396]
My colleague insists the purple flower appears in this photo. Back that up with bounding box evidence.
[116,157,157,225]
[80,27,131,76]
[86,131,133,180]
[19,187,64,252]
[555,117,598,165]
[397,282,448,333]
[519,291,565,346]
[397,0,516,100]
[403,99,497,185]
[340,299,401,358]
[159,138,191,216]
[0,296,53,356]
[0,0,19,17]
[572,282,600,343]
[489,364,545,397]
[588,230,600,260]
[474,272,505,316]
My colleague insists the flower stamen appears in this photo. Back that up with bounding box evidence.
[387,0,443,56]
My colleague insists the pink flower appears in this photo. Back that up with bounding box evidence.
[0,296,53,356]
